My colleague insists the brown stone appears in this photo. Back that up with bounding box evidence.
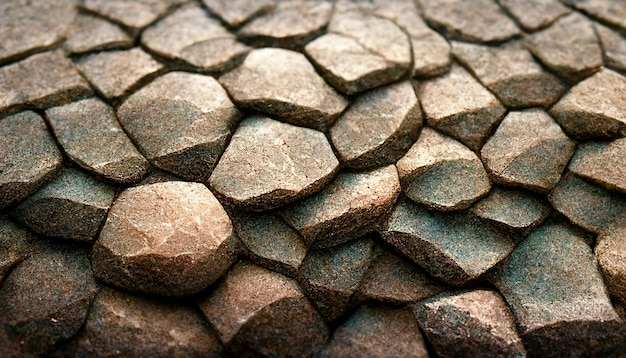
[201,0,276,28]
[81,0,187,34]
[63,13,133,55]
[595,23,626,72]
[564,0,626,31]
[0,216,42,283]
[569,137,626,193]
[497,0,570,32]
[596,225,626,305]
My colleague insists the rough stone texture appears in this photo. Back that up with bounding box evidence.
[550,68,626,140]
[117,71,240,181]
[299,237,379,322]
[81,0,187,34]
[569,137,626,193]
[452,41,564,108]
[318,305,429,358]
[198,261,329,358]
[596,225,626,305]
[481,109,575,193]
[329,81,422,169]
[526,12,602,82]
[492,224,626,357]
[219,48,348,130]
[0,51,93,116]
[0,216,42,283]
[142,5,250,73]
[92,182,237,296]
[564,0,626,31]
[76,48,164,100]
[380,198,517,286]
[63,13,133,55]
[0,111,63,209]
[595,24,626,72]
[46,98,149,184]
[238,0,332,50]
[498,0,570,32]
[202,0,276,28]
[419,0,520,43]
[418,65,506,151]
[282,165,401,249]
[209,116,338,211]
[397,128,491,211]
[14,168,115,242]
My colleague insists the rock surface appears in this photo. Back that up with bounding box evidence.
[596,225,626,305]
[201,0,276,28]
[595,24,626,72]
[0,216,42,283]
[81,0,187,34]
[63,13,133,55]
[497,0,570,32]
[568,137,626,193]
[564,0,626,31]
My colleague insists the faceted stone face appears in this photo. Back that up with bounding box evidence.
[142,5,250,73]
[209,116,338,211]
[81,0,187,33]
[396,128,491,211]
[198,261,329,357]
[595,24,626,72]
[452,41,564,108]
[418,65,507,151]
[281,165,401,249]
[46,98,149,184]
[329,81,422,169]
[63,13,133,55]
[568,137,626,193]
[549,68,626,140]
[117,71,240,181]
[92,181,237,296]
[481,109,575,193]
[492,224,626,357]
[497,0,570,32]
[201,0,276,28]
[219,48,348,130]
[596,225,626,305]
[0,111,63,209]
[0,216,42,283]
[0,51,93,116]
[413,290,526,357]
[318,305,429,358]
[380,198,518,286]
[14,168,116,242]
[564,0,626,31]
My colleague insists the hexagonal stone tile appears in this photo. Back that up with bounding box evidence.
[497,0,570,32]
[219,48,348,130]
[63,13,133,55]
[0,216,42,283]
[201,0,276,28]
[0,111,63,209]
[596,225,626,305]
[92,181,237,296]
[481,109,575,193]
[329,81,422,169]
[418,65,506,151]
[142,4,250,73]
[563,0,626,31]
[117,71,240,181]
[282,165,401,249]
[198,261,329,357]
[209,116,338,211]
[397,128,491,211]
[549,68,626,140]
[595,24,626,72]
[492,224,626,357]
[569,137,626,193]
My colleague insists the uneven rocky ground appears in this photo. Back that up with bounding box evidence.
[1,0,626,356]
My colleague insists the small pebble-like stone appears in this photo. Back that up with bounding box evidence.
[81,0,187,34]
[63,13,133,55]
[481,109,575,193]
[596,225,626,304]
[497,0,570,32]
[219,48,348,130]
[418,65,506,150]
[595,24,626,72]
[397,128,491,211]
[492,224,626,357]
[319,305,429,358]
[202,0,276,28]
[282,165,401,249]
[0,216,42,283]
[118,71,240,181]
[453,41,564,108]
[76,48,164,100]
[329,81,422,169]
[198,261,329,357]
[142,4,250,73]
[413,289,526,357]
[209,116,338,211]
[0,111,63,209]
[563,0,626,31]
[569,137,626,193]
[380,198,517,286]
[550,68,626,140]
[46,98,149,184]
[92,181,237,296]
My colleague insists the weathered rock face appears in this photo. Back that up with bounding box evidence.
[0,216,42,283]
[596,225,626,305]
[92,181,237,296]
[201,0,276,28]
[497,0,570,32]
[563,0,626,31]
[595,23,626,72]
[63,13,133,55]
[568,137,626,193]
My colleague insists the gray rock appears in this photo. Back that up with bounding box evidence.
[92,181,237,296]
[219,48,348,130]
[596,225,626,305]
[201,0,276,28]
[329,81,422,169]
[413,289,526,357]
[497,0,570,32]
[452,41,564,108]
[0,216,42,283]
[282,165,401,249]
[63,13,133,55]
[142,4,250,73]
[397,128,491,211]
[0,111,63,209]
[563,0,626,31]
[595,23,626,72]
[117,71,240,181]
[417,65,506,151]
[46,98,149,184]
[492,224,626,357]
[550,68,626,140]
[198,261,329,358]
[380,198,517,286]
[481,109,575,193]
[569,137,626,193]
[209,116,338,211]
